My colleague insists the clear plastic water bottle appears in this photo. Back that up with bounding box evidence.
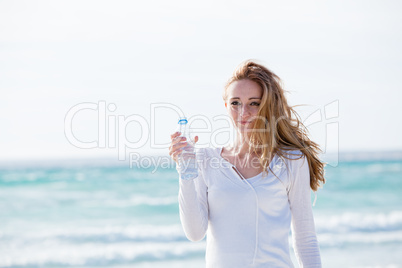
[176,117,198,180]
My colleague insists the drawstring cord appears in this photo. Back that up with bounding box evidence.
[312,191,318,207]
[232,166,259,265]
[242,178,259,265]
[228,156,317,265]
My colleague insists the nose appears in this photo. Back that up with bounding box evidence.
[239,104,250,117]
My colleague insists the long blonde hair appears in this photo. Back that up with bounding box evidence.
[223,60,326,191]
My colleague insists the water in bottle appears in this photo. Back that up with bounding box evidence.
[177,117,198,180]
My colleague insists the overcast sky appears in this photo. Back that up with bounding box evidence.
[1,0,401,162]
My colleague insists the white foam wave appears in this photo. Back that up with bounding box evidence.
[351,265,400,268]
[110,196,177,207]
[0,240,205,267]
[315,211,402,233]
[316,231,402,248]
[365,162,402,173]
[2,224,188,245]
[0,188,178,208]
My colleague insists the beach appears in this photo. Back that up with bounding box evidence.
[0,152,401,267]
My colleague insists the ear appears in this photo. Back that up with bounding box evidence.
[225,102,227,108]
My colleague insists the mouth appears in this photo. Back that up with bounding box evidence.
[239,120,251,125]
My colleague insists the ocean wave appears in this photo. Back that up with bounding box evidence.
[0,188,179,209]
[315,211,402,233]
[111,196,178,207]
[1,224,189,245]
[2,221,402,266]
[364,162,402,173]
[350,265,400,268]
[316,231,402,248]
[0,241,205,267]
[80,195,178,208]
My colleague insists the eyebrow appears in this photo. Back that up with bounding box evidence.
[229,97,261,100]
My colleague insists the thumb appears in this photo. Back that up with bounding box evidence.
[194,136,199,144]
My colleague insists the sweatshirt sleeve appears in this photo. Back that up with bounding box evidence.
[288,153,322,268]
[177,148,209,242]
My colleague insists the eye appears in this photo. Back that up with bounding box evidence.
[231,101,240,106]
[250,102,260,106]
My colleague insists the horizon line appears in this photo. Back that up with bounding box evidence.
[0,149,402,169]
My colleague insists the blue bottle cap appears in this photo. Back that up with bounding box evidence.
[178,118,188,124]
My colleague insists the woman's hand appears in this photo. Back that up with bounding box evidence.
[169,132,199,163]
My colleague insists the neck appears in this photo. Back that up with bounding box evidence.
[232,132,253,157]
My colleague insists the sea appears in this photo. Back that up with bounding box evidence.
[0,151,401,268]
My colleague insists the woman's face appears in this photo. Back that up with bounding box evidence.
[225,79,263,133]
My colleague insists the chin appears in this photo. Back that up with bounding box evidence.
[236,125,252,132]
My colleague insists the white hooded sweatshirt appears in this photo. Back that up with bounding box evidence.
[178,147,322,268]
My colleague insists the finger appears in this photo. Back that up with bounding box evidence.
[170,132,181,140]
[173,135,186,143]
[172,149,182,161]
[173,141,188,151]
[171,146,186,163]
[171,136,186,148]
[169,141,187,155]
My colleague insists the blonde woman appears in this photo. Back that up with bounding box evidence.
[169,60,325,267]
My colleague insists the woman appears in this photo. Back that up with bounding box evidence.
[169,60,325,267]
